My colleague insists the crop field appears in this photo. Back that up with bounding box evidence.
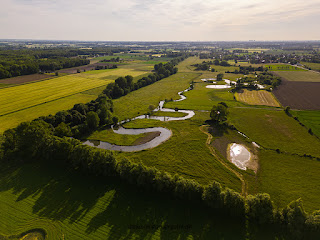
[0,73,55,84]
[258,150,320,212]
[0,75,108,116]
[228,108,320,158]
[291,110,320,137]
[0,93,96,132]
[301,62,320,72]
[0,160,249,240]
[273,81,320,110]
[272,71,320,82]
[235,89,281,107]
[80,68,149,80]
[121,112,243,190]
[113,72,201,120]
[265,64,306,71]
[165,81,244,111]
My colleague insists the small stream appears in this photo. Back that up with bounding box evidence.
[83,85,195,152]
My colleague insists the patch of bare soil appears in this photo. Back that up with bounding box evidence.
[0,73,53,84]
[58,63,115,74]
[273,80,320,110]
[133,131,161,145]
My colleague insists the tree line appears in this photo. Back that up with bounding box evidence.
[102,57,187,100]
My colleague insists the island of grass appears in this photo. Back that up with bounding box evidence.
[87,128,161,146]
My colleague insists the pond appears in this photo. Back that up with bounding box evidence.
[229,143,251,170]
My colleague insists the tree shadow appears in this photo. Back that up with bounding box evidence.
[0,160,292,239]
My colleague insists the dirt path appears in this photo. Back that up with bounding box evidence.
[199,125,247,196]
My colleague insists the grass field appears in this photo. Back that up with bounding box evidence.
[113,72,201,120]
[121,112,243,190]
[258,150,320,212]
[0,75,109,116]
[265,64,306,71]
[301,62,320,71]
[272,71,320,82]
[165,81,245,111]
[152,111,188,117]
[235,89,281,107]
[291,110,320,137]
[87,128,148,146]
[0,160,250,240]
[0,94,97,132]
[228,108,320,158]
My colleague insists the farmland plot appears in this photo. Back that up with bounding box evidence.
[235,89,281,107]
[0,75,108,116]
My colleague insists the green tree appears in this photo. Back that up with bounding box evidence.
[86,111,100,130]
[210,104,228,123]
[247,193,274,225]
[55,122,72,137]
[216,73,224,81]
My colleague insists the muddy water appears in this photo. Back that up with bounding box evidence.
[229,143,251,170]
[83,127,172,152]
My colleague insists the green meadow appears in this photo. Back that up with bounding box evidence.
[165,81,244,111]
[228,108,320,158]
[113,72,200,120]
[121,113,243,190]
[258,150,320,212]
[291,110,320,137]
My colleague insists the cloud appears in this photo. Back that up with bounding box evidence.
[0,0,319,40]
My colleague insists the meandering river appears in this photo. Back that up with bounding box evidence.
[83,85,195,152]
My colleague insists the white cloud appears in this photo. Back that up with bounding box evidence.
[0,0,319,40]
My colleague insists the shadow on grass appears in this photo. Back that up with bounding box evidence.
[0,159,289,239]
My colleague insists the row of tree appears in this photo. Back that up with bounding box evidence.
[1,120,319,238]
[102,58,187,100]
[0,57,90,78]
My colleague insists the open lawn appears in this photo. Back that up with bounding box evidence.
[258,150,320,212]
[272,71,320,82]
[0,160,250,240]
[0,75,108,116]
[228,108,320,158]
[113,72,200,120]
[0,94,97,132]
[165,81,244,111]
[121,112,243,190]
[235,89,281,107]
[291,110,320,138]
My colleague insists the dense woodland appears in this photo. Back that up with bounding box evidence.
[0,47,130,79]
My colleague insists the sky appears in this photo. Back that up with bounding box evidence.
[1,0,320,41]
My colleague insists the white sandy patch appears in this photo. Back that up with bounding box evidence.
[229,143,251,170]
[206,85,231,89]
